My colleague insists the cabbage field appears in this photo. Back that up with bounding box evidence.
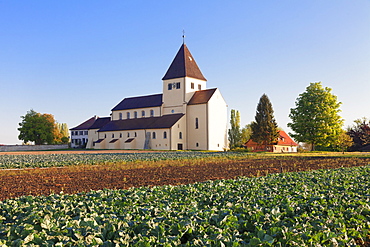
[0,152,246,169]
[0,165,369,246]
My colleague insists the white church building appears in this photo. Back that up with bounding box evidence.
[71,42,228,151]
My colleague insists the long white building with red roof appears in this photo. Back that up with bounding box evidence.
[70,42,228,151]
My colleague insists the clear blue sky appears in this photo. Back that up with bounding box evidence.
[0,1,369,144]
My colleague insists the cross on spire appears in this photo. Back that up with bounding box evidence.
[182,30,186,44]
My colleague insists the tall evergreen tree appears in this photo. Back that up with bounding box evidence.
[250,94,279,151]
[228,109,242,149]
[288,82,343,151]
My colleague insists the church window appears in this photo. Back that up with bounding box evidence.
[171,109,175,113]
[120,133,122,138]
[179,132,182,139]
[134,132,137,137]
[142,110,145,117]
[84,131,88,135]
[119,113,123,120]
[198,84,202,90]
[127,112,130,119]
[104,134,106,138]
[150,109,154,117]
[195,118,199,129]
[134,111,138,118]
[191,82,194,89]
[196,143,199,147]
[127,132,130,137]
[79,131,83,135]
[163,131,167,139]
[176,82,180,89]
[112,134,114,138]
[152,132,156,139]
[168,83,172,90]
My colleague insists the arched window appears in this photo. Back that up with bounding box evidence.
[195,118,199,129]
[134,111,138,118]
[127,132,130,137]
[179,132,182,139]
[134,132,137,137]
[119,113,123,120]
[150,109,154,117]
[120,133,122,138]
[163,131,167,139]
[152,132,156,139]
[142,110,145,117]
[126,112,130,119]
[112,134,114,138]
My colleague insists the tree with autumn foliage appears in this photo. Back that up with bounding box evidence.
[18,109,68,145]
[347,117,370,151]
[250,94,279,151]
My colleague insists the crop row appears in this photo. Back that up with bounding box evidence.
[0,165,369,246]
[0,151,249,169]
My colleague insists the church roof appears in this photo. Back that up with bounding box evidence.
[98,114,184,132]
[162,44,206,81]
[112,94,163,111]
[188,88,217,105]
[70,116,97,130]
[88,117,111,130]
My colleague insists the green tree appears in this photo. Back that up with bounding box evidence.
[228,109,242,149]
[241,123,252,144]
[18,109,58,145]
[335,130,353,154]
[288,82,343,151]
[250,94,279,151]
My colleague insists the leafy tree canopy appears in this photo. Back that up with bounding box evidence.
[288,82,343,151]
[347,117,370,151]
[18,109,68,145]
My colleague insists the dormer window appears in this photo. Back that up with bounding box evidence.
[198,84,202,90]
[191,83,194,89]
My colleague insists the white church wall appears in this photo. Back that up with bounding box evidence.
[169,117,187,150]
[207,89,228,151]
[162,78,186,113]
[187,104,208,150]
[184,78,207,102]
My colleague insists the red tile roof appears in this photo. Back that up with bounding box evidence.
[162,44,206,81]
[245,130,298,146]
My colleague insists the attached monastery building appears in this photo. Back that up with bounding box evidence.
[70,42,228,151]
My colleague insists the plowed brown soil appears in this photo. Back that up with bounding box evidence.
[0,156,369,201]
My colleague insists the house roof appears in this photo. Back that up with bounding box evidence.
[70,116,97,130]
[111,94,163,111]
[162,44,206,81]
[188,88,217,105]
[88,117,111,130]
[245,130,298,146]
[277,130,298,146]
[98,113,184,132]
